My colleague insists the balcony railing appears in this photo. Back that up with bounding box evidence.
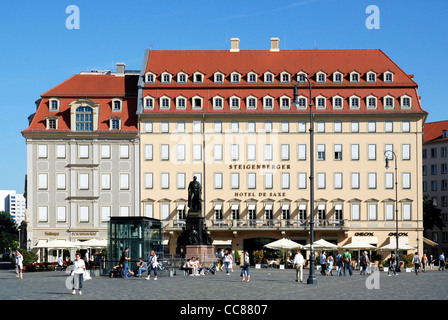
[163,219,346,230]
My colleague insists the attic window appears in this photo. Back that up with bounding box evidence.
[49,98,60,111]
[194,73,203,83]
[112,98,122,112]
[443,130,447,138]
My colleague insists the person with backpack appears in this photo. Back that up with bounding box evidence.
[343,249,352,276]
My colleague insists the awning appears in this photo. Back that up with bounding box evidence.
[265,204,273,210]
[213,240,232,246]
[248,204,256,210]
[335,204,342,210]
[33,240,48,249]
[214,204,222,210]
[423,237,438,246]
[298,204,307,210]
[282,204,290,210]
[318,204,326,210]
[177,204,185,210]
[231,204,239,210]
[163,239,169,245]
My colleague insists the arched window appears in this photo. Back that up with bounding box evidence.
[76,106,93,131]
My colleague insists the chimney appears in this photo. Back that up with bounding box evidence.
[230,38,240,52]
[116,62,126,76]
[270,38,280,52]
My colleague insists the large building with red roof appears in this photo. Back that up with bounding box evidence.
[22,64,140,259]
[138,38,427,259]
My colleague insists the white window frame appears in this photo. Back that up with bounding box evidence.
[246,95,257,110]
[177,72,188,83]
[144,96,155,109]
[176,96,187,110]
[264,72,274,83]
[213,96,224,109]
[161,72,172,83]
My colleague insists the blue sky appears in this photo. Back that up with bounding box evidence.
[0,0,447,192]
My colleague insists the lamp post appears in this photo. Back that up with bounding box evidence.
[385,150,400,272]
[293,76,317,284]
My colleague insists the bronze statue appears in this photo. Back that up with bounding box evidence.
[188,176,202,212]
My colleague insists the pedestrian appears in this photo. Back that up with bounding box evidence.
[57,255,64,271]
[412,252,421,275]
[72,252,85,295]
[120,247,131,278]
[421,254,428,272]
[292,249,304,283]
[224,250,231,275]
[360,251,369,275]
[320,251,326,276]
[84,250,90,270]
[228,250,234,272]
[343,249,352,276]
[218,249,225,271]
[438,252,445,271]
[335,251,343,276]
[146,250,158,280]
[387,253,397,276]
[326,255,334,276]
[241,251,251,282]
[14,249,23,279]
[430,255,435,271]
[180,248,186,262]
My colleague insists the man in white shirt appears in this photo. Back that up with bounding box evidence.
[293,250,305,283]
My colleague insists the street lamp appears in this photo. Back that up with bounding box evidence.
[292,76,317,285]
[385,150,400,272]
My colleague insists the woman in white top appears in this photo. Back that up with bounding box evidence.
[72,252,86,295]
[15,250,23,279]
[146,250,158,280]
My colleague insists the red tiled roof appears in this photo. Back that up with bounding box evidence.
[23,74,138,133]
[141,49,426,115]
[424,120,448,143]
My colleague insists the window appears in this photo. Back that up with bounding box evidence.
[350,96,360,108]
[214,121,222,133]
[367,96,377,108]
[231,121,239,133]
[162,73,171,83]
[193,144,202,161]
[247,144,256,161]
[214,72,224,83]
[298,121,307,132]
[384,97,394,109]
[351,173,360,189]
[75,107,93,131]
[248,173,256,189]
[281,144,290,161]
[144,96,154,109]
[402,144,411,160]
[231,72,241,83]
[297,72,307,83]
[213,96,223,109]
[177,173,186,189]
[38,173,48,190]
[402,121,410,132]
[110,119,120,130]
[281,97,290,109]
[282,204,290,220]
[146,73,155,83]
[265,173,273,189]
[281,173,290,189]
[231,173,239,189]
[247,96,257,109]
[161,145,169,160]
[385,172,394,189]
[334,144,342,160]
[248,72,257,83]
[248,205,256,220]
[214,144,223,161]
[316,96,326,109]
[56,173,66,190]
[281,121,289,133]
[214,173,223,189]
[38,207,48,222]
[368,144,376,160]
[231,144,239,161]
[368,121,376,132]
[264,72,274,83]
[317,72,326,83]
[101,145,111,159]
[38,144,48,158]
[317,173,326,189]
[334,204,343,221]
[57,206,67,222]
[281,72,290,83]
[385,203,394,220]
[317,204,326,221]
[368,173,377,189]
[230,96,240,109]
[317,121,325,133]
[333,96,343,109]
[79,173,89,190]
[120,145,129,159]
[176,97,186,109]
[264,121,272,133]
[214,204,223,220]
[350,72,359,83]
[160,97,170,109]
[384,72,393,82]
[385,121,393,132]
[47,118,57,130]
[49,99,59,111]
[161,173,169,189]
[333,72,343,83]
[265,204,273,220]
[145,144,153,160]
[56,145,66,158]
[145,173,153,189]
[161,203,170,220]
[402,173,411,189]
[334,173,343,189]
[317,144,325,160]
[367,72,376,82]
[403,203,411,220]
[351,121,359,133]
[178,73,187,83]
[368,203,377,220]
[264,144,273,161]
[298,173,307,189]
[401,96,411,108]
[351,203,360,220]
[298,204,307,220]
[231,204,240,220]
[112,99,122,111]
[263,96,274,109]
[296,97,307,108]
[192,96,203,109]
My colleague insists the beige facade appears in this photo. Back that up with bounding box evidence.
[139,113,425,258]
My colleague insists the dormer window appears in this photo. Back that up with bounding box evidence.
[213,96,224,109]
[316,72,326,83]
[49,98,60,111]
[264,72,274,83]
[193,72,204,83]
[350,72,360,83]
[214,72,224,83]
[231,72,241,83]
[145,72,155,83]
[160,96,171,109]
[176,96,187,109]
[295,95,307,109]
[192,95,203,109]
[69,99,99,132]
[246,96,257,109]
[384,71,394,82]
[230,96,241,109]
[401,95,411,108]
[316,95,326,109]
[297,72,307,83]
[367,95,377,108]
[177,72,188,83]
[280,72,290,83]
[350,95,360,109]
[263,96,274,109]
[111,98,123,112]
[161,72,172,83]
[144,96,155,109]
[280,95,290,109]
[247,72,257,83]
[333,72,343,83]
[45,116,59,130]
[384,95,395,109]
[109,116,121,131]
[367,71,377,82]
[332,96,343,109]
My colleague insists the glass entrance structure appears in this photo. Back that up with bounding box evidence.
[107,217,162,272]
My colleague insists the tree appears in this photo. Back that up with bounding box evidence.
[0,211,19,252]
[423,194,445,231]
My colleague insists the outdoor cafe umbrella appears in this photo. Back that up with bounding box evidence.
[78,238,108,249]
[379,242,415,251]
[303,238,338,251]
[264,238,303,266]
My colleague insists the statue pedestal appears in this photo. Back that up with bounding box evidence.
[186,245,216,264]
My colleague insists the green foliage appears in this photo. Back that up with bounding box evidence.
[402,254,415,268]
[252,250,264,264]
[234,250,240,259]
[0,211,18,251]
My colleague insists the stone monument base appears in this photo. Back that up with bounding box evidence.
[186,245,216,264]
